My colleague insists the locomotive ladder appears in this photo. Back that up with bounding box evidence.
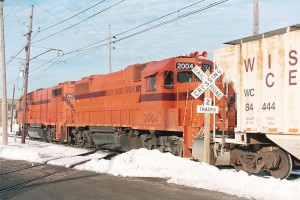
[213,81,229,158]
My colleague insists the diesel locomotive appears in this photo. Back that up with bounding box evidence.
[17,24,300,179]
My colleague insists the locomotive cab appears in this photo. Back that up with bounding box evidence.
[140,52,230,157]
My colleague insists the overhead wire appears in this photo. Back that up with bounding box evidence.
[7,0,229,90]
[48,47,108,77]
[30,55,64,74]
[6,47,25,66]
[32,0,126,44]
[63,0,207,55]
[114,0,229,43]
[5,0,103,73]
[4,0,21,19]
[53,0,107,40]
[33,0,229,77]
[29,1,103,43]
[63,0,226,56]
[39,0,106,32]
[6,54,64,87]
[36,51,98,80]
[29,55,64,81]
[25,43,106,83]
[113,0,205,38]
[30,0,53,16]
[67,1,108,34]
[35,0,229,78]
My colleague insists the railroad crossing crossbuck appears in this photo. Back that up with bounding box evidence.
[191,66,225,99]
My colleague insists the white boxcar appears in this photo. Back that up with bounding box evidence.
[214,24,300,179]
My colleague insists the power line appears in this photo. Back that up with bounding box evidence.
[114,0,205,38]
[4,0,20,19]
[33,53,90,81]
[24,45,104,83]
[6,46,25,66]
[39,0,106,32]
[30,0,229,79]
[30,48,63,61]
[63,0,226,56]
[66,1,108,34]
[63,0,207,55]
[29,1,102,42]
[29,55,64,81]
[32,0,125,44]
[5,55,62,87]
[7,0,229,90]
[40,0,227,78]
[5,0,103,69]
[45,0,229,63]
[30,0,53,16]
[114,0,229,43]
[53,0,108,39]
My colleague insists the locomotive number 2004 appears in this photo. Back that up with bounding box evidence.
[144,113,158,123]
[176,62,194,70]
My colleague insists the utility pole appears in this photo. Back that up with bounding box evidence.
[21,5,34,144]
[0,0,8,145]
[10,84,15,132]
[203,70,211,164]
[108,24,112,73]
[253,0,259,35]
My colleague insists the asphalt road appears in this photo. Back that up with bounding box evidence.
[0,159,247,200]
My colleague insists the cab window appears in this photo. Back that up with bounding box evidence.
[52,88,62,97]
[147,74,156,91]
[164,71,173,89]
[177,72,192,83]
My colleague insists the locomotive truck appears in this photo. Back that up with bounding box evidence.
[17,24,300,179]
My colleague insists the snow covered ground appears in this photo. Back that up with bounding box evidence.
[0,127,299,200]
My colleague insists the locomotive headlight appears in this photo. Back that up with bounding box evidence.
[201,51,208,58]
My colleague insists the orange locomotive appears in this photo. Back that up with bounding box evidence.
[18,52,233,158]
[17,81,76,142]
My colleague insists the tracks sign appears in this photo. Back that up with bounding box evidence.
[197,98,219,114]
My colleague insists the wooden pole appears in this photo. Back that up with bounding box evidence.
[253,0,259,35]
[108,24,112,73]
[21,5,34,144]
[10,84,15,132]
[203,70,211,164]
[0,0,8,145]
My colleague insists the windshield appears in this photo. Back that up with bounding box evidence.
[177,72,193,83]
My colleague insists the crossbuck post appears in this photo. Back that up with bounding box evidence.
[191,65,225,164]
[203,70,211,164]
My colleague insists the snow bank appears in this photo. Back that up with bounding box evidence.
[1,133,299,200]
[76,149,299,200]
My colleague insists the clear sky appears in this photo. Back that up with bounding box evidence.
[1,0,300,98]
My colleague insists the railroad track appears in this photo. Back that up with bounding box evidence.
[0,162,73,193]
[0,148,120,196]
[0,162,44,175]
[0,151,93,198]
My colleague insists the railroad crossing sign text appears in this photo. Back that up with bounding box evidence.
[196,98,219,114]
[191,66,225,99]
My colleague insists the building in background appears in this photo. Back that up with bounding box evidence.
[0,98,18,127]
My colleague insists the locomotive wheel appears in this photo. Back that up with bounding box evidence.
[45,131,53,143]
[76,139,85,147]
[269,149,292,179]
[233,163,243,172]
[210,143,217,165]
